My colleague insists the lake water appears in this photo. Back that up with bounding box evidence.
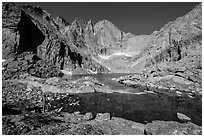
[71,73,135,90]
[69,73,202,126]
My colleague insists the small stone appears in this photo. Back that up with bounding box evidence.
[45,77,59,85]
[7,60,20,69]
[83,112,93,121]
[170,87,176,91]
[64,113,73,122]
[8,68,18,72]
[2,58,14,67]
[52,116,65,122]
[24,54,39,61]
[177,112,191,121]
[19,73,30,79]
[131,123,146,134]
[21,60,28,66]
[64,113,80,123]
[74,111,80,115]
[96,113,111,121]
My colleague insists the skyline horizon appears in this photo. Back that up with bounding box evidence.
[14,2,199,35]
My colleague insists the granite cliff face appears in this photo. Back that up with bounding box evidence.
[2,3,109,75]
[2,3,21,58]
[2,2,202,80]
[116,4,202,94]
[141,4,202,93]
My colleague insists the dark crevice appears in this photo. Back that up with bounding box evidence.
[67,45,83,67]
[17,11,45,54]
[187,77,196,83]
[2,105,22,115]
[59,42,65,58]
[177,44,182,61]
[59,42,66,69]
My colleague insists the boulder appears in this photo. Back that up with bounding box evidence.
[145,121,201,135]
[24,54,40,61]
[28,60,64,78]
[2,58,15,67]
[45,77,59,85]
[83,112,94,121]
[95,113,111,121]
[7,60,20,69]
[64,113,78,123]
[64,112,83,123]
[177,112,191,121]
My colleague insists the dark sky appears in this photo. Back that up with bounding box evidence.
[15,2,199,35]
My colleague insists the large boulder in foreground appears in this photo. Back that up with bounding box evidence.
[145,121,202,135]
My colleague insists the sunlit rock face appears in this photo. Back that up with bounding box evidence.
[2,2,201,79]
[142,4,202,92]
[2,3,109,74]
[2,3,21,59]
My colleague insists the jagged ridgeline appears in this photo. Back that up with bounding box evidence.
[2,2,109,77]
[2,2,202,79]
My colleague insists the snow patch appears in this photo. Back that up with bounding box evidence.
[2,59,6,70]
[60,70,72,75]
[98,52,133,60]
[87,69,97,74]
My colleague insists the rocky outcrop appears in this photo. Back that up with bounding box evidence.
[2,3,21,59]
[145,4,202,69]
[3,2,201,77]
[145,121,201,135]
[2,2,202,94]
[2,52,63,80]
[140,4,202,93]
[2,3,109,75]
[109,3,202,94]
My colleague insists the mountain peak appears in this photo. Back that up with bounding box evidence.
[95,19,115,27]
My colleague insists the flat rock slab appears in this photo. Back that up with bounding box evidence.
[45,77,59,85]
[145,121,201,135]
[95,113,111,121]
[177,112,191,121]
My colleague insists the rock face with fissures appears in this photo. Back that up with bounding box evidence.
[3,3,201,77]
[2,3,109,75]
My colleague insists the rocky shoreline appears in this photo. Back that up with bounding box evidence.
[2,51,202,135]
[2,70,202,135]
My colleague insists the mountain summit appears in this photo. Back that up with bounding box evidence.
[2,2,201,83]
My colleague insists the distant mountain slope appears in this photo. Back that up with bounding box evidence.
[143,3,202,85]
[2,2,201,79]
[114,3,202,94]
[92,3,202,74]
